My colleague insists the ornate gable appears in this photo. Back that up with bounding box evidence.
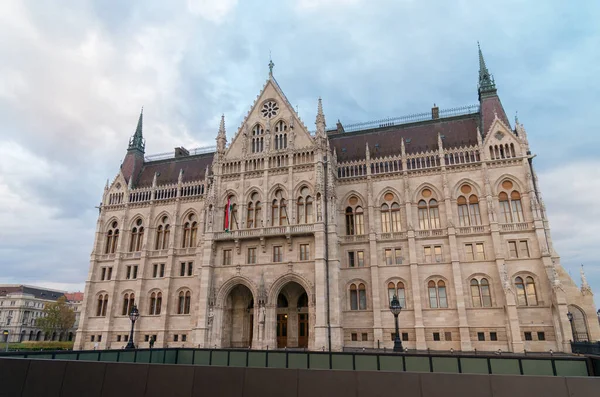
[482,113,522,160]
[224,73,314,160]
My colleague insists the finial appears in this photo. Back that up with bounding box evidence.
[178,168,184,184]
[105,179,109,190]
[515,111,519,125]
[401,137,406,156]
[580,264,592,294]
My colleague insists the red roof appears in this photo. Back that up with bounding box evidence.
[65,292,84,302]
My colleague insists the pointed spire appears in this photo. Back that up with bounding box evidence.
[178,168,184,184]
[437,133,444,151]
[216,114,227,154]
[401,137,406,157]
[105,179,109,190]
[128,107,146,153]
[476,127,483,146]
[478,42,497,98]
[580,265,592,294]
[316,97,326,139]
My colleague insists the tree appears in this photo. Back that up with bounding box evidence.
[36,296,76,341]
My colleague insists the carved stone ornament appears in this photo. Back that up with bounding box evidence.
[494,131,504,141]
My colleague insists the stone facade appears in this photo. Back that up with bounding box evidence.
[75,50,599,353]
[0,285,81,343]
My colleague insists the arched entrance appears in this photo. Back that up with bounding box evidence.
[222,284,255,348]
[568,305,590,341]
[275,282,310,349]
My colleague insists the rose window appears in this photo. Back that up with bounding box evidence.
[261,100,279,118]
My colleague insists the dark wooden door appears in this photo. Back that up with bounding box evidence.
[277,314,287,348]
[298,313,308,348]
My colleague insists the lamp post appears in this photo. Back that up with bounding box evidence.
[597,309,600,326]
[389,294,403,352]
[567,311,577,342]
[125,305,139,349]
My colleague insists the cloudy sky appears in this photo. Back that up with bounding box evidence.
[1,0,599,300]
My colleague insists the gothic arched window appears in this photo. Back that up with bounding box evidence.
[381,192,401,233]
[274,120,287,150]
[247,192,262,228]
[149,291,162,315]
[297,186,313,224]
[387,281,406,308]
[178,290,191,314]
[105,222,119,254]
[183,213,198,248]
[252,124,264,153]
[122,293,135,316]
[129,219,144,252]
[470,278,491,307]
[271,189,288,226]
[345,196,364,235]
[515,276,538,306]
[155,216,170,250]
[349,282,367,310]
[458,194,482,226]
[498,180,524,223]
[428,280,448,308]
[96,293,109,317]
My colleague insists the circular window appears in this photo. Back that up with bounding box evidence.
[162,216,168,223]
[112,221,118,228]
[422,189,432,198]
[251,192,259,201]
[384,192,394,201]
[136,219,142,226]
[502,180,513,190]
[460,185,472,194]
[188,214,196,221]
[349,196,358,206]
[261,100,279,119]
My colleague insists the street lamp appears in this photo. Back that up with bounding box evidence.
[567,311,577,342]
[597,309,600,325]
[389,294,403,352]
[125,305,139,349]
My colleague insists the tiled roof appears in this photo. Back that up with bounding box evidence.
[481,95,510,135]
[329,114,480,163]
[65,292,84,302]
[134,152,214,188]
[0,285,66,301]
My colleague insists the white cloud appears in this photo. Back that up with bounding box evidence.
[538,161,600,296]
[187,0,238,23]
[295,0,361,11]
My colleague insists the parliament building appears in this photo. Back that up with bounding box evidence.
[75,47,599,352]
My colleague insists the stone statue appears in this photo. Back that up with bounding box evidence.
[207,306,214,326]
[259,305,266,324]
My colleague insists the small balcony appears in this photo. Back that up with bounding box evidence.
[500,222,531,232]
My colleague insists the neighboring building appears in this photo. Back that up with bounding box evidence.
[0,285,81,343]
[75,47,599,352]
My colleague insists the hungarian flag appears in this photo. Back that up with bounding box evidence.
[224,196,232,232]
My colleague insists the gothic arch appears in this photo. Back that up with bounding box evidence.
[268,273,314,306]
[493,174,525,195]
[267,183,288,198]
[383,276,410,286]
[220,190,239,203]
[103,216,120,231]
[153,211,171,225]
[243,187,264,202]
[216,276,258,306]
[452,179,483,200]
[293,181,314,197]
[338,190,367,211]
[128,214,145,228]
[375,187,403,205]
[411,183,443,203]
